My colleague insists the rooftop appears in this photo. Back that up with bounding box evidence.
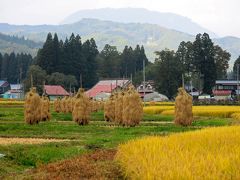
[44,85,69,96]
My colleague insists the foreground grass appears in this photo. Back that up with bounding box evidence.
[0,106,234,177]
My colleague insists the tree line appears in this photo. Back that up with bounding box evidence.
[136,33,231,98]
[0,32,236,98]
[0,52,33,83]
[23,33,149,93]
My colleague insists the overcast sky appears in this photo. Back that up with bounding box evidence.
[0,0,239,37]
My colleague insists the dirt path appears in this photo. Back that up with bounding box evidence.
[0,137,69,145]
[13,149,123,180]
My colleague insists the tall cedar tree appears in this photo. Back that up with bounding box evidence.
[36,33,55,74]
[97,44,121,78]
[82,38,99,87]
[193,33,216,94]
[154,49,183,98]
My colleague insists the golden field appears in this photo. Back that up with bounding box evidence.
[116,126,240,180]
[144,105,240,118]
[0,100,24,105]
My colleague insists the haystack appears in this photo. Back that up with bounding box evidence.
[104,94,115,122]
[40,96,51,121]
[72,88,90,125]
[174,87,193,126]
[122,86,143,127]
[54,97,61,113]
[24,87,41,124]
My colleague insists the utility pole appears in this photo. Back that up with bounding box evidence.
[143,57,146,106]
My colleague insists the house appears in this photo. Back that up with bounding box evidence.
[0,80,10,95]
[137,80,155,98]
[86,79,131,99]
[3,84,23,99]
[213,80,237,100]
[44,85,69,100]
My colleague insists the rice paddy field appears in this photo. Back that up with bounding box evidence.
[0,100,240,179]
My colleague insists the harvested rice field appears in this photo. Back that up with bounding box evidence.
[0,102,239,179]
[0,137,69,145]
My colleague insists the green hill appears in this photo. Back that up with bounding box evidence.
[0,19,239,65]
[0,33,42,56]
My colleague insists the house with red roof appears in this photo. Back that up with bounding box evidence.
[44,85,69,100]
[86,79,131,99]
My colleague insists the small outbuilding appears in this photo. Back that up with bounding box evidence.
[44,85,69,100]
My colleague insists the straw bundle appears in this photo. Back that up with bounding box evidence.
[104,94,115,122]
[72,88,90,125]
[66,97,73,113]
[40,96,51,121]
[54,97,61,113]
[115,92,124,124]
[122,86,143,127]
[24,87,41,124]
[60,96,67,114]
[174,87,193,126]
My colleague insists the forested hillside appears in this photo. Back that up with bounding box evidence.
[0,33,42,56]
[0,19,240,65]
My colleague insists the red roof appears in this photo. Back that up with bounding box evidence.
[86,80,129,97]
[213,90,231,96]
[44,85,69,96]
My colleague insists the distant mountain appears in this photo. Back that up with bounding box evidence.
[0,33,42,56]
[0,19,239,66]
[0,18,195,60]
[213,36,240,64]
[61,8,217,38]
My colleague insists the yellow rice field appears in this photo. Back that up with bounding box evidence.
[0,100,24,105]
[116,126,240,179]
[144,105,240,118]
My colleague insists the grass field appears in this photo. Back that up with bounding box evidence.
[0,104,235,178]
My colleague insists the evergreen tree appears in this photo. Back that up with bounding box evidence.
[97,44,121,78]
[36,33,58,74]
[134,45,149,73]
[192,33,216,94]
[82,38,99,88]
[154,49,183,98]
[120,46,135,77]
[1,53,10,80]
[214,45,230,79]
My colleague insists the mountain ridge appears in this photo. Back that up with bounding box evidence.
[61,8,218,38]
[0,18,239,66]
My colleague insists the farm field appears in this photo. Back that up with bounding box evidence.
[0,103,237,179]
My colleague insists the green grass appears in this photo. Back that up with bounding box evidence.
[0,106,233,177]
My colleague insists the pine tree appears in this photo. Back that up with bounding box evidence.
[82,38,99,88]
